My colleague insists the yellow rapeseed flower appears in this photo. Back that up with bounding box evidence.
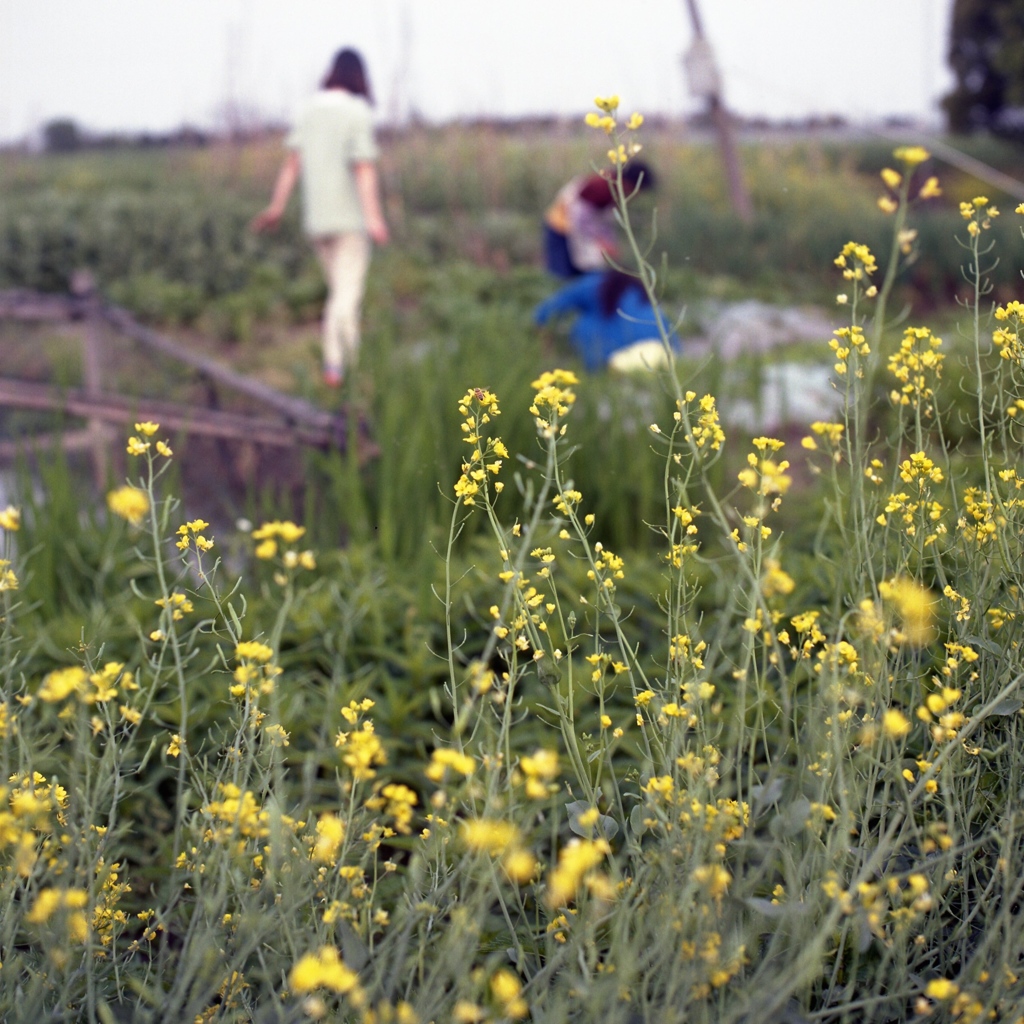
[894,145,930,166]
[519,748,559,798]
[312,814,345,863]
[453,1002,486,1023]
[288,946,362,997]
[502,847,538,885]
[425,748,475,781]
[0,506,20,531]
[336,722,386,780]
[38,666,87,703]
[26,887,90,942]
[461,818,520,856]
[882,708,911,740]
[879,577,937,646]
[107,486,150,526]
[547,838,611,907]
[490,968,528,1019]
[692,863,732,900]
[925,978,959,1001]
[235,641,274,663]
[880,167,902,189]
[0,560,18,592]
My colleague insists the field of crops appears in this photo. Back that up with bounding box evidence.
[2,116,1024,1022]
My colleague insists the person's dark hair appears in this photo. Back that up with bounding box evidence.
[323,48,373,103]
[621,160,656,194]
[598,270,646,318]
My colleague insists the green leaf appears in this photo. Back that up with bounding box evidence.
[743,897,787,918]
[629,803,648,839]
[565,799,619,840]
[964,635,1005,657]
[984,697,1022,717]
[770,797,811,838]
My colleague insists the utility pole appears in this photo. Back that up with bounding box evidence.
[682,0,753,222]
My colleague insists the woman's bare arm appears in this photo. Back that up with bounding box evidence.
[251,151,301,232]
[354,161,389,244]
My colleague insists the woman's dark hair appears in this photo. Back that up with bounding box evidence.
[621,160,656,193]
[598,270,646,318]
[323,48,373,103]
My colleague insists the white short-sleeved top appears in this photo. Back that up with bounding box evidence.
[286,90,379,237]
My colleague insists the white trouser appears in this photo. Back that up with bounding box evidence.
[312,231,371,374]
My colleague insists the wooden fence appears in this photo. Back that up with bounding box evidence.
[0,284,374,483]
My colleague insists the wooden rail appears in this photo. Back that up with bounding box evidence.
[0,288,374,472]
[0,378,340,447]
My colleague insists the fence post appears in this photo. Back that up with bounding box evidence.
[73,271,109,488]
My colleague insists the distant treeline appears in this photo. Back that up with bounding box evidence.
[18,110,881,156]
[16,118,292,155]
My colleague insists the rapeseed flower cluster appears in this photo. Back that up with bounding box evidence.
[516,748,559,799]
[0,773,68,878]
[877,146,938,221]
[877,454,947,547]
[36,661,137,710]
[800,420,844,460]
[26,887,90,946]
[584,94,643,165]
[0,560,17,592]
[202,783,272,843]
[125,420,173,458]
[289,945,364,1002]
[959,194,998,237]
[829,324,871,377]
[833,241,878,307]
[887,325,944,413]
[546,837,612,907]
[959,486,1005,547]
[251,521,316,587]
[677,390,725,453]
[106,484,150,526]
[155,591,193,621]
[1,505,22,592]
[175,518,214,553]
[0,505,20,531]
[737,437,791,500]
[879,577,937,647]
[529,369,577,438]
[993,299,1024,364]
[231,639,281,711]
[665,503,701,568]
[461,819,538,884]
[454,388,507,506]
[336,700,386,782]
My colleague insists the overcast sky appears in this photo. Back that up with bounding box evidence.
[0,0,956,143]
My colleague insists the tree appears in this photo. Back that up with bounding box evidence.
[43,118,83,153]
[943,0,1024,136]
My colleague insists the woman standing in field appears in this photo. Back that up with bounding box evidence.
[253,48,389,388]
